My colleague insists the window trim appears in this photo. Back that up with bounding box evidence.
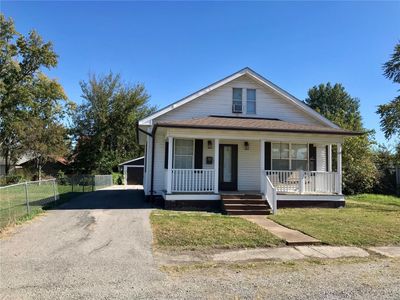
[246,88,256,114]
[173,138,195,169]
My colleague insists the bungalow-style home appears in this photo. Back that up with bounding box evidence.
[137,68,360,214]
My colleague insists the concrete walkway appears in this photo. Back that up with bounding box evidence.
[369,246,400,258]
[244,215,321,245]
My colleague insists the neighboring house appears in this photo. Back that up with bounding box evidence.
[0,154,33,177]
[118,157,144,185]
[137,68,360,214]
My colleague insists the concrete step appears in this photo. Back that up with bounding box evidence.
[226,210,270,215]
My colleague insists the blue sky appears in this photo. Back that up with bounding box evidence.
[2,1,399,145]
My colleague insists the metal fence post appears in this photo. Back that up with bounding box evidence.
[24,182,31,214]
[52,179,57,203]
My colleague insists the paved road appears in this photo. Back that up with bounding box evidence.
[0,186,165,299]
[1,187,399,299]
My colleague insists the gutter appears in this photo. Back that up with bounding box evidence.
[156,124,363,136]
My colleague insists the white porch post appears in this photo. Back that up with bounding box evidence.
[337,143,342,195]
[260,140,265,193]
[167,136,173,194]
[214,138,219,194]
[327,144,332,172]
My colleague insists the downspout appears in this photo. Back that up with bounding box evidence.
[150,124,158,200]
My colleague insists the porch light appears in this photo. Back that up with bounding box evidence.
[207,140,212,149]
[244,141,249,150]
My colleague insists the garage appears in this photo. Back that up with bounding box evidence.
[118,157,144,185]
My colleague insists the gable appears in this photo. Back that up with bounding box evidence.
[139,68,338,128]
[155,75,327,126]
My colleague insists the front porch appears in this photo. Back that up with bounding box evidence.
[162,132,344,213]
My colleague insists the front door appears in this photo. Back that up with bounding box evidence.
[219,144,238,191]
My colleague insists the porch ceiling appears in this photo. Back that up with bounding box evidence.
[156,116,362,136]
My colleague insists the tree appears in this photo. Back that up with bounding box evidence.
[305,83,377,194]
[372,144,399,195]
[377,42,400,140]
[72,72,156,174]
[0,14,71,178]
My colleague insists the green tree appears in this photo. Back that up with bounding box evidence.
[0,14,71,178]
[305,83,377,194]
[377,42,400,140]
[0,14,69,174]
[72,72,156,174]
[372,144,399,195]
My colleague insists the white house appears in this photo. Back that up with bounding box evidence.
[137,68,360,214]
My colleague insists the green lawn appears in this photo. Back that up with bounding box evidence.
[150,210,283,250]
[0,182,91,230]
[269,194,400,246]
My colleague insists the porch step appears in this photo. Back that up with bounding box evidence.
[222,199,266,205]
[225,210,270,215]
[221,193,270,215]
[221,193,262,200]
[224,204,268,210]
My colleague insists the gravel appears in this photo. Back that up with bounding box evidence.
[1,187,399,299]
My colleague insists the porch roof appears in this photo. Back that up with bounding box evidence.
[156,116,362,136]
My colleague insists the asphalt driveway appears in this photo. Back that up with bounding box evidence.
[0,186,165,299]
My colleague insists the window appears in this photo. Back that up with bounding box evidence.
[291,144,308,170]
[174,139,193,169]
[247,89,256,114]
[232,88,242,113]
[271,143,308,170]
[272,143,289,170]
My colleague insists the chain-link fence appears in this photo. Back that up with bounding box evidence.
[0,179,59,229]
[0,175,113,230]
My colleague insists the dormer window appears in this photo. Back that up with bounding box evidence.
[247,89,256,114]
[232,88,242,113]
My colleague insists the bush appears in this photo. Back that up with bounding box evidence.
[0,175,23,186]
[56,170,68,185]
[112,172,123,185]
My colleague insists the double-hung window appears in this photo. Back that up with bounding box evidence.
[272,143,290,170]
[271,143,308,170]
[291,144,308,170]
[232,88,243,113]
[174,139,194,169]
[246,89,256,114]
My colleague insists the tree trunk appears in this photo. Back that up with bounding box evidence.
[5,149,10,176]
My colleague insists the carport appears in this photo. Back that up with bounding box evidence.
[118,157,144,185]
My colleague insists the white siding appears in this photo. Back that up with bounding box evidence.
[156,76,325,126]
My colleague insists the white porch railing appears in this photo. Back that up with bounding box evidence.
[171,169,215,193]
[266,170,339,194]
[263,175,277,214]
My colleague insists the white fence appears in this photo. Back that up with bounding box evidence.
[266,170,339,194]
[171,169,215,192]
[263,175,277,214]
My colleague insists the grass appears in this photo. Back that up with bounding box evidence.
[0,182,91,231]
[269,194,400,246]
[150,210,283,250]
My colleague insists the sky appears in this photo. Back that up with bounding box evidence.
[1,1,399,145]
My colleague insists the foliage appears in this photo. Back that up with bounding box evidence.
[270,194,400,246]
[112,172,123,185]
[72,72,156,173]
[372,144,399,195]
[56,170,68,185]
[0,14,71,177]
[305,83,377,194]
[377,42,400,140]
